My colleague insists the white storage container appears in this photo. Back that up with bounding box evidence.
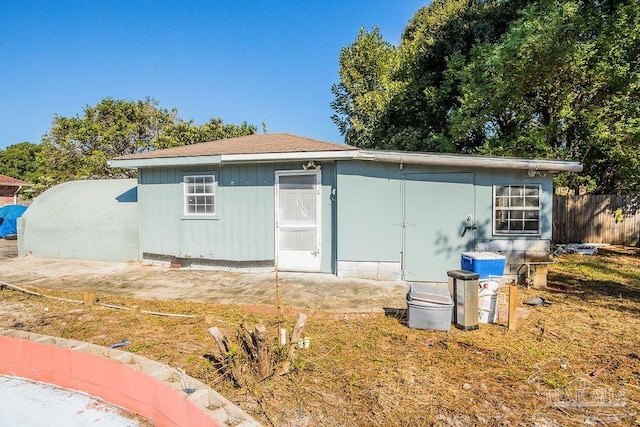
[478,278,500,323]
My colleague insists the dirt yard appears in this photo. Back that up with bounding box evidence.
[1,243,639,426]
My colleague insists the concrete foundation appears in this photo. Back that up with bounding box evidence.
[337,261,402,281]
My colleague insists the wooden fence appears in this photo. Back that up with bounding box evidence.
[553,195,640,246]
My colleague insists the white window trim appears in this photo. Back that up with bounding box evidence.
[493,184,541,236]
[183,174,217,217]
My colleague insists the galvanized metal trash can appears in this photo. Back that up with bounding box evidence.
[447,270,480,331]
[406,283,454,331]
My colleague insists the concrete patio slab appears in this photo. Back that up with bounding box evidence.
[0,239,409,315]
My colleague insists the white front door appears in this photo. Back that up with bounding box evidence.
[275,171,321,272]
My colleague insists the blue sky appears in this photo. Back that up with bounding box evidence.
[0,1,427,150]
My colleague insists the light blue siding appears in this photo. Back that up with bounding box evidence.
[137,158,552,280]
[336,162,403,262]
[403,173,475,281]
[138,162,336,273]
[321,167,337,273]
[336,160,554,281]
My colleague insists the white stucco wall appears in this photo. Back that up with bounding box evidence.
[18,179,139,262]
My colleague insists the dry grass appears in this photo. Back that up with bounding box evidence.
[1,247,639,426]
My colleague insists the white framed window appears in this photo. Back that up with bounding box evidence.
[184,175,216,216]
[494,185,541,235]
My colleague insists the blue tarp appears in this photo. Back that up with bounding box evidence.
[0,205,27,238]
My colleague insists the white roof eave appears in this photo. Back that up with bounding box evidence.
[108,151,358,169]
[108,155,223,169]
[356,150,583,173]
[108,149,583,173]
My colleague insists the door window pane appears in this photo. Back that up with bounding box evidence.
[279,175,317,224]
[278,229,316,251]
[279,174,316,190]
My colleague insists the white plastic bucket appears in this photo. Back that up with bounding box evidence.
[478,279,500,323]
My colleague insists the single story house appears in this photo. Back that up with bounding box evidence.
[0,174,32,206]
[107,133,582,282]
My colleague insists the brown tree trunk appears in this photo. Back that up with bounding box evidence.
[254,324,270,380]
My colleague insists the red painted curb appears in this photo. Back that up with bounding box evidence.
[0,331,259,426]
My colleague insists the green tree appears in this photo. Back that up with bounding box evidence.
[0,142,43,182]
[155,118,257,149]
[332,0,640,194]
[39,97,176,182]
[39,97,256,185]
[331,27,400,149]
[388,0,529,152]
[451,0,640,193]
[332,0,530,151]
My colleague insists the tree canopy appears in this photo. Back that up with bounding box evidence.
[0,142,43,183]
[332,0,640,194]
[1,97,257,193]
